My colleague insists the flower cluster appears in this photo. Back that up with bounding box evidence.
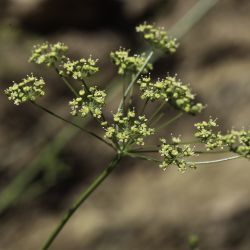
[4,74,45,105]
[195,119,250,158]
[104,109,154,146]
[110,48,152,75]
[231,130,250,158]
[69,86,106,119]
[138,75,204,115]
[29,42,68,67]
[194,119,221,150]
[60,57,99,80]
[159,137,195,172]
[136,23,178,54]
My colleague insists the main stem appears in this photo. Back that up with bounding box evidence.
[41,154,122,250]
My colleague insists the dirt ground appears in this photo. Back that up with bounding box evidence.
[0,0,250,249]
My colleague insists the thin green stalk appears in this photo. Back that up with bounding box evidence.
[170,0,219,38]
[128,82,134,109]
[41,154,122,250]
[53,66,79,97]
[127,152,160,163]
[122,78,126,111]
[118,50,154,110]
[156,112,183,131]
[131,140,201,152]
[187,155,241,165]
[150,112,164,127]
[140,99,149,115]
[31,101,114,150]
[194,150,230,154]
[148,102,165,124]
[82,79,90,93]
[130,149,231,154]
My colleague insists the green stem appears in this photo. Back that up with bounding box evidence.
[130,140,201,153]
[82,79,90,93]
[127,152,160,163]
[131,149,231,154]
[170,0,219,38]
[187,155,241,165]
[128,81,134,109]
[41,154,122,250]
[122,78,126,111]
[148,102,165,124]
[150,112,164,127]
[53,66,79,97]
[194,150,230,154]
[156,112,183,131]
[31,101,114,150]
[118,51,154,111]
[140,99,149,115]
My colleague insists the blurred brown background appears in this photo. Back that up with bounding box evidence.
[0,0,250,249]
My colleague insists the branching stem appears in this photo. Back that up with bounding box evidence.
[31,101,114,150]
[156,112,183,131]
[148,102,165,124]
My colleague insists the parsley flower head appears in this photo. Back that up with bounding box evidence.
[195,119,250,157]
[60,56,99,80]
[136,23,178,54]
[104,109,154,146]
[4,74,45,105]
[138,75,204,115]
[110,48,153,75]
[69,86,106,119]
[29,42,68,67]
[159,137,195,172]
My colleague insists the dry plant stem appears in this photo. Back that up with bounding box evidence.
[31,101,114,150]
[41,154,122,250]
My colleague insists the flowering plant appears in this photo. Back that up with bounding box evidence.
[4,23,249,249]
